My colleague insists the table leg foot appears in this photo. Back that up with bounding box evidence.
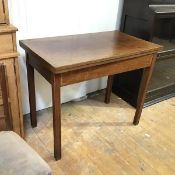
[133,116,140,125]
[54,152,61,161]
[31,122,37,128]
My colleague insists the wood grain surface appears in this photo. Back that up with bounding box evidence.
[0,0,9,24]
[22,31,162,160]
[0,0,5,23]
[0,25,17,33]
[0,64,12,130]
[24,94,175,175]
[60,55,153,87]
[0,6,23,135]
[20,31,162,73]
[0,25,18,60]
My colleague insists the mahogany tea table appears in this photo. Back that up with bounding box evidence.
[20,31,162,160]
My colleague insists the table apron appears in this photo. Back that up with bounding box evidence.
[60,54,153,87]
[28,54,53,84]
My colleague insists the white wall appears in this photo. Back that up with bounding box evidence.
[8,0,123,114]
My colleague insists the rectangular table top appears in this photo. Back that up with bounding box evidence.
[20,31,162,73]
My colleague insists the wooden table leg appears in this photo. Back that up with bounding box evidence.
[133,57,156,125]
[105,75,114,104]
[52,75,61,160]
[26,53,37,128]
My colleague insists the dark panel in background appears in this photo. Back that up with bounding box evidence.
[112,0,175,107]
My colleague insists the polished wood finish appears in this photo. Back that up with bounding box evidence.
[20,31,160,73]
[26,53,37,128]
[20,31,161,160]
[24,95,175,175]
[61,55,153,87]
[52,75,61,160]
[106,55,157,124]
[133,55,157,125]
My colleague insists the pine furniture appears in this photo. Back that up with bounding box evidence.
[0,0,9,24]
[0,0,23,136]
[20,31,162,160]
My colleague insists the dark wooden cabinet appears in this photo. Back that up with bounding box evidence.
[112,0,175,107]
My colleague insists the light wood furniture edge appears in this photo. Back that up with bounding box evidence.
[0,0,23,136]
[0,64,12,130]
[0,56,24,137]
[14,57,24,137]
[1,0,10,24]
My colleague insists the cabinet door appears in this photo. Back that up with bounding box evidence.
[0,0,5,23]
[0,64,12,131]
